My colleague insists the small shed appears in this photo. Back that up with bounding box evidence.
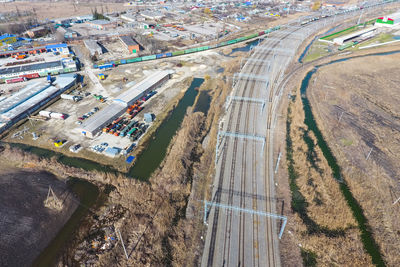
[104,147,120,157]
[126,155,135,163]
[144,113,154,123]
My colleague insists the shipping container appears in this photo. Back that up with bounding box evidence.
[120,59,127,64]
[60,94,80,101]
[258,31,265,36]
[99,63,113,70]
[142,55,156,61]
[127,57,142,63]
[6,77,26,84]
[156,53,166,59]
[172,50,185,56]
[20,73,39,79]
[227,39,238,44]
[198,46,209,51]
[165,52,172,57]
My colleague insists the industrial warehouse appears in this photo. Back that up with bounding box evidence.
[0,73,78,134]
[77,70,173,138]
[0,59,77,80]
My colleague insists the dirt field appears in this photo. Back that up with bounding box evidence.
[0,158,78,267]
[308,52,400,266]
[1,1,131,20]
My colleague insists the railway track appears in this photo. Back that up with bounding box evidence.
[201,3,392,265]
[205,31,293,266]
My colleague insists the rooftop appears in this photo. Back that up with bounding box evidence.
[0,61,62,75]
[114,70,173,106]
[78,103,125,133]
[0,73,76,122]
[119,35,139,46]
[83,39,101,50]
[88,19,114,25]
[0,34,16,41]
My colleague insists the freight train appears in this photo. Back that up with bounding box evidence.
[94,26,281,69]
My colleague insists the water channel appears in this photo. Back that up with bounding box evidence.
[298,50,400,266]
[32,178,100,267]
[224,38,262,57]
[128,77,205,180]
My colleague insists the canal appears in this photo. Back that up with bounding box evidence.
[297,50,400,266]
[32,177,101,267]
[128,77,205,180]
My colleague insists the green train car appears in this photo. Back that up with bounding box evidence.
[172,50,185,56]
[142,55,156,61]
[93,25,287,68]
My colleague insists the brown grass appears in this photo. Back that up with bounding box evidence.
[286,92,371,266]
[308,53,400,267]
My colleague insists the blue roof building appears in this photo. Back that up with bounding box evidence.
[0,34,17,46]
[45,43,69,54]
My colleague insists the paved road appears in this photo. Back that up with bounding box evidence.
[200,4,387,266]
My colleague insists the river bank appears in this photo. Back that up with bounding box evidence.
[0,159,79,267]
[307,51,400,267]
[275,44,400,266]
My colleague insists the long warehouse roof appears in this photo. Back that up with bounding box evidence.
[0,60,62,75]
[114,70,173,106]
[78,70,173,135]
[78,103,125,134]
[0,74,76,122]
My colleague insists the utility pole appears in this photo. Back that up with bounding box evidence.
[357,8,364,25]
[393,196,400,206]
[338,111,344,122]
[116,228,129,260]
[44,186,63,210]
[366,147,373,160]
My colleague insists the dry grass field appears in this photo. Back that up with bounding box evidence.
[1,1,130,20]
[308,52,400,266]
[285,94,371,266]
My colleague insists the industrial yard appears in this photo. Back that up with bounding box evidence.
[1,0,400,266]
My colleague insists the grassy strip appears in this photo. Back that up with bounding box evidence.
[286,103,346,237]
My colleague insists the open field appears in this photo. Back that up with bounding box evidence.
[0,157,78,267]
[1,1,131,20]
[308,51,400,266]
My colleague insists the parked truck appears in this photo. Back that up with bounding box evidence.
[39,110,66,120]
[60,94,82,102]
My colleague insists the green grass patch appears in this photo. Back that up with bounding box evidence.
[340,138,353,146]
[301,248,317,267]
[351,33,394,50]
[303,43,332,63]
